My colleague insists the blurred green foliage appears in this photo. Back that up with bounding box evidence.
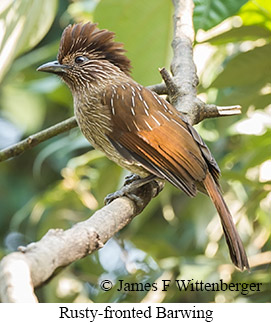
[0,0,270,303]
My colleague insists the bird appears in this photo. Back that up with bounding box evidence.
[37,22,249,271]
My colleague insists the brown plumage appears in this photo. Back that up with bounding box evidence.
[37,22,249,270]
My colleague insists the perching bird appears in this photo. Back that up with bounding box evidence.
[38,22,249,270]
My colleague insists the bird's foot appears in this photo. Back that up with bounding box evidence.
[104,174,164,212]
[104,187,142,206]
[123,173,141,185]
[104,174,155,205]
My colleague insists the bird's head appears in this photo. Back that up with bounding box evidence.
[37,22,131,90]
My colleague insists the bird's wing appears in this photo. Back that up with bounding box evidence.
[102,82,219,197]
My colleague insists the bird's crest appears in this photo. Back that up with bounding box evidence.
[57,22,131,75]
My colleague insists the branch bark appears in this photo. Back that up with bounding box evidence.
[0,0,243,302]
[165,0,241,125]
[0,181,159,302]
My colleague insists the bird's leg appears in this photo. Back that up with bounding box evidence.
[105,174,164,209]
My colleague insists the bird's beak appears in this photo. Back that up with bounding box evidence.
[37,60,69,74]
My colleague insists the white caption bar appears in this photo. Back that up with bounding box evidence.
[1,303,268,322]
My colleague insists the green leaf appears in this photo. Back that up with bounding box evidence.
[0,0,58,82]
[215,84,271,110]
[193,0,249,31]
[221,130,271,171]
[94,0,173,86]
[203,25,271,45]
[211,44,271,88]
[1,84,46,134]
[254,93,271,109]
[239,0,271,30]
[214,83,260,109]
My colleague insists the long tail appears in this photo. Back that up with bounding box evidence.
[203,171,249,271]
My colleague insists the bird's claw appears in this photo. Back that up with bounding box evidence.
[104,183,144,206]
[123,174,141,185]
[104,174,156,204]
[104,174,147,204]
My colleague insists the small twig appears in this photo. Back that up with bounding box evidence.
[215,105,242,116]
[147,82,168,95]
[0,117,78,162]
[159,68,179,99]
[195,104,242,122]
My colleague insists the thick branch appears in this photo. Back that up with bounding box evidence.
[171,0,198,97]
[0,180,159,302]
[170,0,198,121]
[167,0,241,125]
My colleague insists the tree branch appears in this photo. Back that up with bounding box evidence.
[0,117,78,162]
[0,181,160,302]
[164,0,241,125]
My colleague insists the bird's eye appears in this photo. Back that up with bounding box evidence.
[74,56,87,64]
